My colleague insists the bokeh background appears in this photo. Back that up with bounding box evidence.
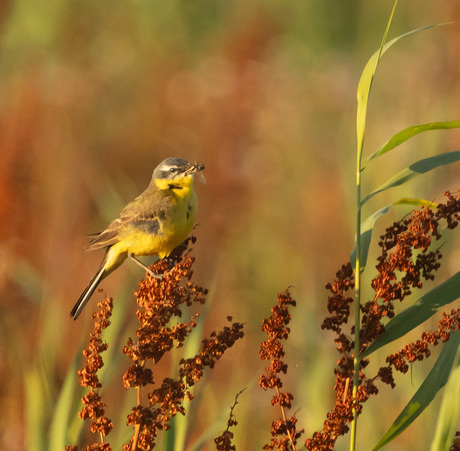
[0,1,459,450]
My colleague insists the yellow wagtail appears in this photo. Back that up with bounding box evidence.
[70,157,205,319]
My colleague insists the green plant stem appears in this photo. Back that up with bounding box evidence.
[350,146,363,451]
[350,4,398,448]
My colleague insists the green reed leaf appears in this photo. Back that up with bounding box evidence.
[430,345,460,451]
[372,331,460,450]
[357,23,437,164]
[365,121,460,164]
[362,271,460,358]
[49,358,79,450]
[361,151,460,206]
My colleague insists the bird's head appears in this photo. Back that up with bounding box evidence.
[152,157,205,189]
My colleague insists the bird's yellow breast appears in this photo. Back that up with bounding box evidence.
[105,181,197,270]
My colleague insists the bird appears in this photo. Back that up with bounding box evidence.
[70,157,205,320]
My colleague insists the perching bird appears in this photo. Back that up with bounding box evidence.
[70,157,205,320]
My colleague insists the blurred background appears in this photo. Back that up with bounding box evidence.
[0,1,459,450]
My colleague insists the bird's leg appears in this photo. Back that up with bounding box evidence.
[128,253,164,279]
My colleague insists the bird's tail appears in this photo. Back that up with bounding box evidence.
[70,264,108,320]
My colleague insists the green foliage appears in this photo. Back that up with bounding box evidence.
[362,272,460,358]
[361,151,460,205]
[49,358,80,451]
[350,1,460,449]
[431,345,460,451]
[372,331,460,450]
[365,121,460,163]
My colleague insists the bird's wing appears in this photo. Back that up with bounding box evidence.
[129,207,164,235]
[84,218,124,251]
[84,193,170,252]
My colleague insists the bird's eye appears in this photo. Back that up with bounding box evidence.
[169,167,177,173]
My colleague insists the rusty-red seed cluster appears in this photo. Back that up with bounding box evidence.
[259,290,304,450]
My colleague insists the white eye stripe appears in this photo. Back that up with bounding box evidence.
[160,164,178,171]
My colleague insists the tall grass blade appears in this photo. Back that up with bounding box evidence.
[372,331,460,450]
[356,0,397,161]
[362,270,460,358]
[25,369,46,451]
[49,358,79,450]
[361,151,460,205]
[365,121,460,164]
[430,344,460,451]
[357,22,437,164]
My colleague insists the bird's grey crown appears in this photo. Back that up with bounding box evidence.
[153,157,191,180]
